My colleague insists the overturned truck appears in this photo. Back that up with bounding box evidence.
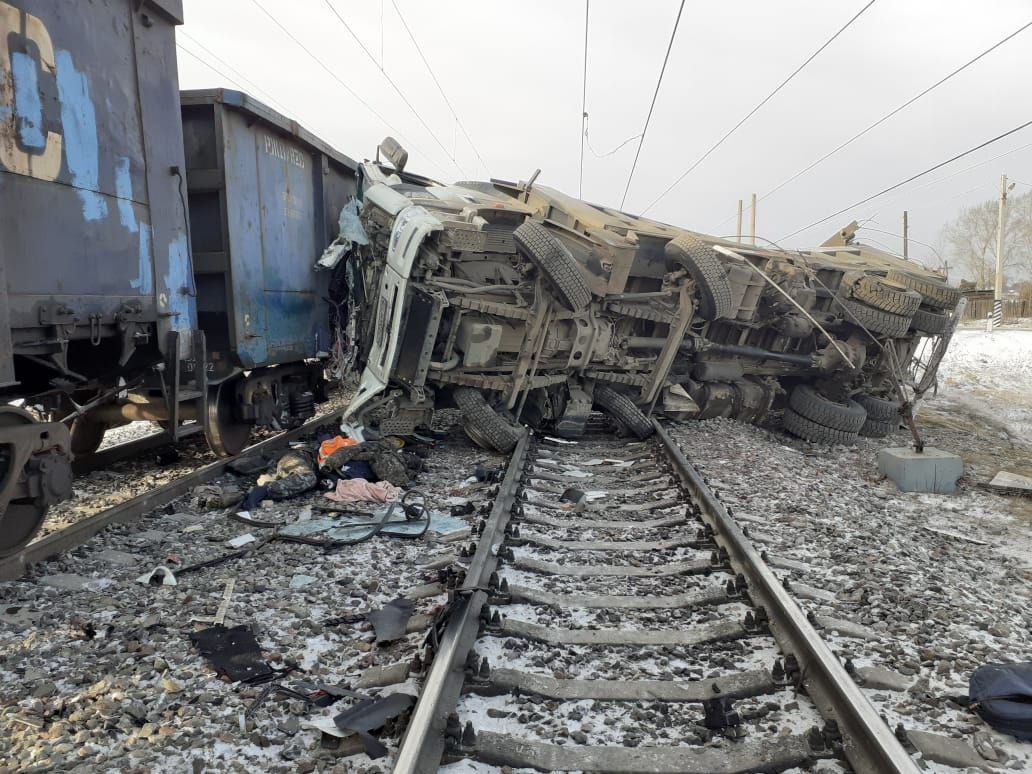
[336,141,961,451]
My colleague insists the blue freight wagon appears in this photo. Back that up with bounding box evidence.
[0,0,357,555]
[180,89,358,455]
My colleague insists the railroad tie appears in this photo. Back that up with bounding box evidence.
[471,729,814,773]
[496,617,746,646]
[506,583,729,610]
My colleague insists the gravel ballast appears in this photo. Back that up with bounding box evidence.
[667,416,1032,771]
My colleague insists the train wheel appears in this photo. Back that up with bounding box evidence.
[0,408,48,557]
[204,379,253,457]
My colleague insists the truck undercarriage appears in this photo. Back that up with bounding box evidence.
[338,142,962,452]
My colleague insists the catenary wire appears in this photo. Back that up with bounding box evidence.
[780,118,1032,241]
[249,0,450,178]
[177,30,291,116]
[719,18,1032,230]
[322,0,465,176]
[641,0,877,215]
[858,225,946,263]
[584,115,642,158]
[390,0,490,176]
[579,0,590,197]
[176,41,334,146]
[619,0,686,209]
[863,140,1032,221]
[176,42,250,94]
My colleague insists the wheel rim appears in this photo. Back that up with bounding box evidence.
[204,380,253,457]
[0,407,47,557]
[0,501,47,557]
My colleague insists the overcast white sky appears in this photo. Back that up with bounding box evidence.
[175,0,1032,279]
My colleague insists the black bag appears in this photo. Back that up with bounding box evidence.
[968,662,1032,740]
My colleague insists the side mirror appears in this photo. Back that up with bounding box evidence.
[377,137,408,172]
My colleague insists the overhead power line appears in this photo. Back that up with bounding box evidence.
[864,141,1032,220]
[779,117,1032,241]
[322,0,465,176]
[176,41,339,158]
[620,0,686,209]
[177,30,291,116]
[585,115,642,158]
[641,0,877,215]
[579,0,590,197]
[390,0,490,176]
[726,18,1032,229]
[248,0,449,177]
[176,42,249,94]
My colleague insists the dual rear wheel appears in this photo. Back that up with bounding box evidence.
[783,385,900,444]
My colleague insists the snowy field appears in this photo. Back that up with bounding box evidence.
[924,328,1032,457]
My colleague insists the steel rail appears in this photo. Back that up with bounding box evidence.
[393,431,530,774]
[71,430,183,475]
[0,408,347,582]
[652,421,919,774]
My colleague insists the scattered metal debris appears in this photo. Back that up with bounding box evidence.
[188,624,275,684]
[333,692,416,758]
[367,598,416,643]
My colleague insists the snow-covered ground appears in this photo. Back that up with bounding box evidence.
[923,329,1032,456]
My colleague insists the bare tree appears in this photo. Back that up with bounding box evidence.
[1008,190,1032,283]
[941,189,1031,288]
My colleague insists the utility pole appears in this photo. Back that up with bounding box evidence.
[994,174,1011,329]
[902,211,908,260]
[749,193,756,245]
[736,199,743,242]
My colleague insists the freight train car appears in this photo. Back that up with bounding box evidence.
[0,0,356,555]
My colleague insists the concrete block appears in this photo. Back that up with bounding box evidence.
[877,447,963,494]
[906,730,991,771]
[856,666,912,692]
[355,662,411,688]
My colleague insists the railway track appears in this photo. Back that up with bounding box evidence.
[0,408,346,581]
[395,420,919,773]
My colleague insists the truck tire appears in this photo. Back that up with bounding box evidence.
[454,387,521,453]
[910,307,949,335]
[783,408,859,445]
[838,298,912,338]
[859,416,897,438]
[851,276,922,317]
[513,221,591,312]
[593,385,654,439]
[853,393,899,421]
[788,384,867,432]
[665,234,734,320]
[884,269,961,311]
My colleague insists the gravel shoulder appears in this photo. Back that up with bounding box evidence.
[667,415,1032,771]
[0,418,503,773]
[37,391,353,542]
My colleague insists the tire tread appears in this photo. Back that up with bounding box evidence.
[513,221,592,312]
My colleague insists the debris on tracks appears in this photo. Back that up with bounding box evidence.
[189,623,275,684]
[226,533,257,549]
[332,692,415,758]
[135,565,177,586]
[324,478,401,503]
[0,422,506,770]
[367,598,416,644]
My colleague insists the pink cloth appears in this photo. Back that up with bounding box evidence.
[324,478,402,503]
